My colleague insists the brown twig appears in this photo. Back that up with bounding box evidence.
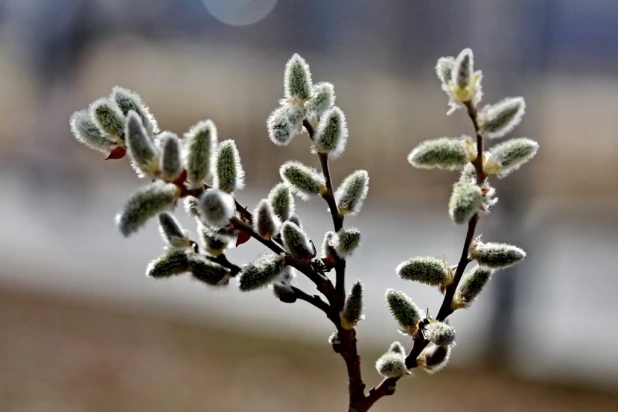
[303,120,366,411]
[290,286,332,317]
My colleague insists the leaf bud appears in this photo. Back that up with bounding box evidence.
[125,111,159,177]
[184,120,217,188]
[335,170,369,216]
[214,140,245,193]
[116,182,180,237]
[238,253,286,292]
[253,199,281,240]
[281,221,315,261]
[478,97,526,139]
[159,132,183,181]
[452,266,493,310]
[469,239,526,269]
[313,106,348,158]
[279,161,326,200]
[268,183,295,221]
[90,98,125,138]
[396,257,451,287]
[340,280,364,329]
[284,53,312,101]
[146,249,190,278]
[448,182,483,224]
[385,289,423,335]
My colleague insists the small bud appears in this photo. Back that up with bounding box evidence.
[111,86,158,135]
[453,48,474,90]
[340,281,364,329]
[331,228,361,258]
[408,137,472,170]
[189,254,230,286]
[183,120,217,188]
[146,249,190,278]
[376,352,408,378]
[335,170,369,216]
[424,321,456,347]
[184,196,200,218]
[385,289,423,335]
[435,56,455,86]
[444,48,483,114]
[253,199,281,240]
[238,253,286,292]
[388,341,406,356]
[321,231,337,263]
[268,183,295,221]
[284,53,312,101]
[90,98,125,138]
[273,282,297,303]
[214,140,245,193]
[487,137,539,178]
[70,110,116,154]
[458,163,477,183]
[267,105,305,146]
[287,214,303,229]
[448,182,483,224]
[158,212,190,248]
[116,182,180,237]
[478,97,526,139]
[313,106,348,158]
[198,222,230,256]
[125,111,159,177]
[396,257,450,287]
[159,132,182,181]
[198,189,236,229]
[305,82,335,117]
[452,266,493,309]
[280,161,326,200]
[418,344,451,374]
[281,221,315,261]
[469,240,526,269]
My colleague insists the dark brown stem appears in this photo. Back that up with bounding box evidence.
[303,120,363,411]
[290,286,332,318]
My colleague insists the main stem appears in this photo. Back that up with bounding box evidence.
[303,119,365,411]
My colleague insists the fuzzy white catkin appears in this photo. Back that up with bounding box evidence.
[396,257,449,287]
[470,241,526,269]
[111,86,159,135]
[385,289,423,332]
[452,266,493,309]
[198,189,236,229]
[125,111,159,177]
[488,137,539,178]
[116,182,180,237]
[70,110,115,154]
[478,97,526,139]
[424,322,456,347]
[305,82,335,117]
[453,48,474,90]
[189,254,230,286]
[284,53,312,100]
[435,56,455,85]
[268,183,295,221]
[314,106,348,158]
[146,249,190,278]
[335,170,369,216]
[158,212,189,248]
[253,199,281,240]
[90,98,125,138]
[375,352,407,378]
[279,161,325,200]
[159,132,183,181]
[449,182,483,224]
[332,228,361,257]
[238,253,286,292]
[341,281,364,329]
[184,120,217,188]
[419,344,451,374]
[214,140,245,193]
[408,137,469,170]
[281,221,314,261]
[267,106,296,146]
[388,342,406,356]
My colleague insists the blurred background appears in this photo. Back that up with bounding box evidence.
[1,0,618,411]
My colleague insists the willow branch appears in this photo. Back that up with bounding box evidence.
[290,286,332,317]
[364,101,487,408]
